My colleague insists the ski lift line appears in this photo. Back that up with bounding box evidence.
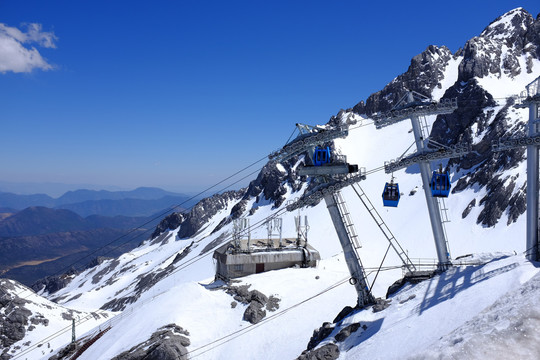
[96,166,266,263]
[372,99,458,129]
[385,142,473,174]
[283,126,298,146]
[58,157,270,276]
[188,264,404,359]
[186,276,351,358]
[11,314,97,360]
[268,126,349,163]
[12,97,523,357]
[350,184,416,273]
[9,207,292,360]
[492,133,540,152]
[368,243,392,298]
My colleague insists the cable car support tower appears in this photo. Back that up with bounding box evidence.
[372,91,459,270]
[492,76,540,261]
[269,121,417,306]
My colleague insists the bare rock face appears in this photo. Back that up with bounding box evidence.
[306,322,335,351]
[224,284,280,325]
[1,281,31,359]
[111,324,190,360]
[151,212,184,239]
[459,8,537,80]
[151,190,245,240]
[353,45,455,115]
[297,343,340,360]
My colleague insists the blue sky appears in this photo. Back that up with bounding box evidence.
[1,1,538,195]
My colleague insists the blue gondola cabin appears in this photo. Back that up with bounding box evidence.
[382,182,400,207]
[430,171,451,197]
[313,146,331,166]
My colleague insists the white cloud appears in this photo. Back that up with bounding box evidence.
[0,23,57,74]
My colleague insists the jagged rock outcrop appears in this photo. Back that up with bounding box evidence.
[110,324,190,360]
[459,8,538,80]
[1,279,81,359]
[297,343,339,360]
[353,45,456,115]
[224,284,281,324]
[151,212,184,239]
[351,8,540,227]
[151,190,244,239]
[31,257,110,295]
[31,273,73,295]
[152,156,304,240]
[245,159,303,208]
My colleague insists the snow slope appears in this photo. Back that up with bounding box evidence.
[334,254,540,359]
[0,280,113,360]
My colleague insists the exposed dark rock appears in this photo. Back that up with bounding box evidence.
[100,296,138,312]
[249,290,268,305]
[306,322,335,351]
[459,8,536,81]
[477,175,517,227]
[85,256,113,270]
[111,324,190,360]
[352,45,455,116]
[100,267,175,311]
[334,322,362,342]
[150,231,175,246]
[171,242,193,265]
[297,343,339,360]
[226,284,252,304]
[198,233,228,255]
[91,259,120,284]
[151,212,184,240]
[0,280,35,357]
[371,298,392,313]
[332,306,356,324]
[224,284,280,324]
[178,191,245,239]
[462,199,476,219]
[507,183,526,225]
[399,294,417,304]
[31,274,72,295]
[266,295,280,312]
[245,159,304,208]
[243,301,266,324]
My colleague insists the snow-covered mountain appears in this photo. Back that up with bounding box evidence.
[1,7,540,360]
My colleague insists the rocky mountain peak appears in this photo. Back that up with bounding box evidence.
[458,8,539,81]
[352,44,455,116]
[479,8,534,42]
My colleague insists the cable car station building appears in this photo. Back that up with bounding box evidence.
[213,217,320,280]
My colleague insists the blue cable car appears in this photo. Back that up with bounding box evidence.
[430,169,451,197]
[313,146,331,166]
[382,181,400,207]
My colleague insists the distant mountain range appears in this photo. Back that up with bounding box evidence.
[0,187,192,217]
[0,186,195,286]
[0,206,160,286]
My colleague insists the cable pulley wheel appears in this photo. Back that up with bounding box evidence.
[349,277,358,285]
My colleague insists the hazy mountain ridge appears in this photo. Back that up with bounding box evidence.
[0,187,190,217]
